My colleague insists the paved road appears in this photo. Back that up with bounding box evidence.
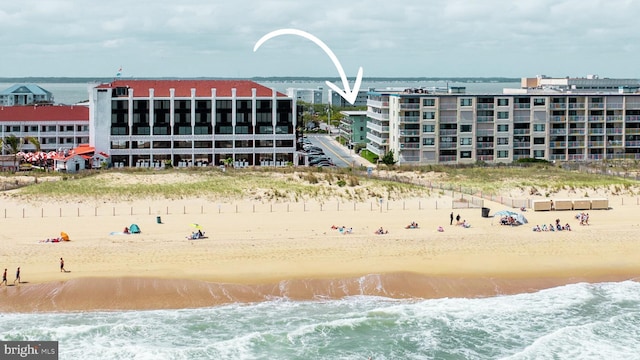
[304,134,371,168]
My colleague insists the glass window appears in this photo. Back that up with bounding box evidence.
[459,137,472,145]
[460,124,472,132]
[497,124,509,132]
[497,111,509,119]
[533,98,546,106]
[497,150,509,158]
[422,137,435,146]
[533,124,545,132]
[460,98,472,106]
[422,124,435,133]
[497,98,509,106]
[423,99,435,106]
[422,111,436,120]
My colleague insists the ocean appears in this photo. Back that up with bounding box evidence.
[2,281,640,359]
[0,81,520,106]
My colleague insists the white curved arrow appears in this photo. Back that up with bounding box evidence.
[254,28,363,105]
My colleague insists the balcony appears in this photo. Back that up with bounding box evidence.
[513,129,530,135]
[588,141,604,147]
[514,103,530,109]
[625,115,640,122]
[477,155,494,161]
[607,140,624,147]
[476,103,494,110]
[477,116,494,123]
[549,154,567,161]
[568,128,586,135]
[550,116,565,123]
[367,122,389,133]
[513,142,531,148]
[550,103,566,110]
[606,115,623,122]
[626,102,640,109]
[366,132,387,145]
[589,103,605,109]
[550,129,567,135]
[399,116,420,123]
[568,154,585,161]
[513,116,530,123]
[568,103,585,109]
[606,128,623,134]
[588,116,604,122]
[439,142,457,149]
[589,128,604,134]
[624,128,640,135]
[439,115,457,123]
[400,143,420,149]
[549,141,566,148]
[568,115,585,122]
[625,140,640,147]
[367,111,389,121]
[400,130,420,136]
[476,130,494,136]
[568,141,585,147]
[607,103,624,109]
[367,99,389,108]
[438,129,457,135]
[399,103,420,110]
[438,155,457,162]
[476,142,494,149]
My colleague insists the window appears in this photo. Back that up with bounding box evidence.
[460,98,472,106]
[497,98,509,106]
[422,124,435,133]
[422,111,435,120]
[460,137,472,145]
[460,151,472,158]
[533,124,545,132]
[497,111,509,120]
[497,137,509,145]
[497,150,509,158]
[460,124,472,132]
[533,137,545,145]
[422,137,435,146]
[533,150,545,158]
[423,99,435,106]
[497,124,509,132]
[533,98,546,106]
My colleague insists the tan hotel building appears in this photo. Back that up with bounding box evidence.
[366,76,640,164]
[89,80,296,168]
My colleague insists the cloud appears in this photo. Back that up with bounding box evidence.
[1,0,639,78]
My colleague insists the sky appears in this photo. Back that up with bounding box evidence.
[1,0,639,79]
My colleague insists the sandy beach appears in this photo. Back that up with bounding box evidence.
[1,172,640,312]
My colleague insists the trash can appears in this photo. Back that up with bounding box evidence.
[481,207,490,218]
[156,216,162,224]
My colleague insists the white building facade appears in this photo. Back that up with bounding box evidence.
[89,80,297,168]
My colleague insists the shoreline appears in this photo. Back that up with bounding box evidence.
[2,172,640,313]
[2,272,639,313]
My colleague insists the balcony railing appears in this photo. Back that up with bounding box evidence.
[549,141,566,148]
[550,103,566,109]
[438,155,457,162]
[513,142,531,148]
[625,115,640,122]
[439,142,457,149]
[477,116,494,123]
[549,154,567,160]
[513,129,530,135]
[476,142,494,149]
[568,103,585,109]
[588,141,604,147]
[439,129,458,135]
[588,116,604,122]
[589,103,605,109]
[626,102,640,109]
[589,128,604,134]
[606,115,624,122]
[476,130,494,136]
[400,143,420,149]
[476,103,494,110]
[606,128,623,134]
[399,103,420,110]
[568,141,585,147]
[607,103,624,109]
[568,154,585,161]
[367,111,389,121]
[399,116,420,123]
[625,140,640,147]
[514,103,531,109]
[550,116,565,123]
[513,116,530,123]
[568,115,586,122]
[550,129,567,135]
[568,129,586,135]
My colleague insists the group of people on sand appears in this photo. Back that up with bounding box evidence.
[39,237,64,243]
[187,229,205,240]
[375,227,388,235]
[576,212,590,225]
[331,225,353,234]
[533,218,572,232]
[405,221,419,229]
[449,213,470,228]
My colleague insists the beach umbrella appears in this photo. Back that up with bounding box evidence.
[60,232,70,241]
[190,223,202,230]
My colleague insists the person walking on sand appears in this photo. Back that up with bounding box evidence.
[60,258,65,272]
[1,268,7,286]
[450,212,454,225]
[14,267,20,285]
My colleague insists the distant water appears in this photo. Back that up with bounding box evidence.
[2,281,639,359]
[0,81,519,106]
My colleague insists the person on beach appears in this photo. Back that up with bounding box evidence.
[450,212,454,225]
[14,267,20,284]
[1,268,7,286]
[60,257,66,272]
[455,214,461,225]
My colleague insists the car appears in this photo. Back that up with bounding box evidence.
[309,157,333,166]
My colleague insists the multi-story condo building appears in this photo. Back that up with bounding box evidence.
[287,87,324,104]
[89,79,297,168]
[338,110,368,149]
[329,88,368,107]
[367,77,640,164]
[0,105,90,153]
[0,84,54,106]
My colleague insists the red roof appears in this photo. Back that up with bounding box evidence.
[96,80,286,98]
[0,105,89,122]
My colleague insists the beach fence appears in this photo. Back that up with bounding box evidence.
[0,197,491,220]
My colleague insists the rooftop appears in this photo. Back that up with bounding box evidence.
[0,105,89,122]
[96,79,287,98]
